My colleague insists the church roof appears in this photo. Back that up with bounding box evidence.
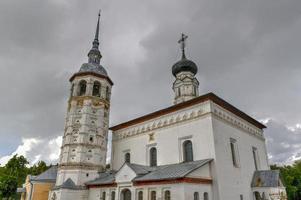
[110,92,266,131]
[31,165,57,183]
[134,159,212,182]
[86,159,212,187]
[53,178,86,190]
[251,170,283,188]
[86,171,116,186]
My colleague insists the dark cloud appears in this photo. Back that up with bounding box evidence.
[0,0,300,164]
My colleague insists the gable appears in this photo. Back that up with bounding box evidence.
[115,164,137,183]
[185,162,211,179]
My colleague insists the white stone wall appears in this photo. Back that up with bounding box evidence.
[111,99,267,200]
[87,183,212,200]
[210,104,269,200]
[56,75,112,187]
[111,102,215,169]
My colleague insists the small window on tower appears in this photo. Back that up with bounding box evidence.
[78,80,87,96]
[92,81,101,97]
[106,86,110,100]
[70,83,74,97]
[89,136,94,143]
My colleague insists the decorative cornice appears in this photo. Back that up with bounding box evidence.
[112,98,264,141]
[59,163,104,171]
[112,102,210,141]
[110,93,266,131]
[61,143,106,150]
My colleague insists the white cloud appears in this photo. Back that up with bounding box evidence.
[0,136,62,166]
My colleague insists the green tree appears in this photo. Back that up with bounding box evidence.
[0,174,18,199]
[271,160,301,200]
[29,161,49,175]
[4,155,29,186]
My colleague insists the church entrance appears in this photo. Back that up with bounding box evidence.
[121,189,131,200]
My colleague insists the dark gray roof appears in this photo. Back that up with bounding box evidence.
[172,58,198,76]
[31,165,57,183]
[85,159,212,186]
[251,170,283,187]
[86,171,116,186]
[127,163,156,175]
[134,159,212,182]
[53,178,86,190]
[79,63,108,76]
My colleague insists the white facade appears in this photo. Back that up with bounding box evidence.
[109,98,272,200]
[48,19,286,199]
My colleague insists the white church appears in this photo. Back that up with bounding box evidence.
[48,13,287,200]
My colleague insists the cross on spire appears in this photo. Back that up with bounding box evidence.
[178,33,188,59]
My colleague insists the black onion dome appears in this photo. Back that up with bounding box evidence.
[79,63,108,76]
[172,58,198,77]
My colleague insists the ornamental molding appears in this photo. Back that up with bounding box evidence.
[112,100,264,141]
[113,102,210,141]
[59,163,105,171]
[210,102,264,139]
[61,143,107,150]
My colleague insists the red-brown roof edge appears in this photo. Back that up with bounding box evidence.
[109,92,266,131]
[69,72,114,85]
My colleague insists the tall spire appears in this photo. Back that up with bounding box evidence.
[88,10,102,64]
[93,10,100,49]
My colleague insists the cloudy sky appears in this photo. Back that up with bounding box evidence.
[0,0,300,166]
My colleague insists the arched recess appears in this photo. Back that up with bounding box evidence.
[78,80,87,96]
[121,189,131,200]
[92,81,101,97]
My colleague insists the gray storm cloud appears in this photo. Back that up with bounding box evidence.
[0,0,300,164]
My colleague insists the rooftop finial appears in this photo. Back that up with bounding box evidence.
[93,10,101,48]
[178,33,188,59]
[88,10,102,64]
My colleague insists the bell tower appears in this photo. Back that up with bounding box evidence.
[172,33,199,104]
[50,12,113,200]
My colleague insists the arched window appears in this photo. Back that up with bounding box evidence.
[138,191,143,200]
[79,80,87,96]
[164,190,171,200]
[111,191,115,200]
[106,86,110,100]
[183,140,193,162]
[102,191,106,200]
[151,191,156,200]
[125,152,130,163]
[193,192,199,200]
[150,147,157,167]
[254,191,261,200]
[92,81,101,97]
[121,189,131,200]
[204,192,208,200]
